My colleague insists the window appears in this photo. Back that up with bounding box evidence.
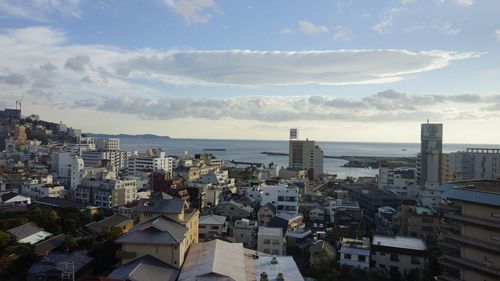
[211,226,219,230]
[390,254,399,262]
[272,240,280,245]
[379,264,385,268]
[379,252,386,256]
[264,239,271,245]
[358,255,366,262]
[344,254,351,260]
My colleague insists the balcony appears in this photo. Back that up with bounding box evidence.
[445,234,500,253]
[441,254,500,278]
[444,213,500,230]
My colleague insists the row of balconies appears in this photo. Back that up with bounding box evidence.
[444,213,500,230]
[441,254,500,278]
[445,234,500,253]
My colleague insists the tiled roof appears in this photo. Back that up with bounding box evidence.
[199,214,227,225]
[85,214,132,233]
[115,215,187,245]
[8,222,42,240]
[108,255,179,281]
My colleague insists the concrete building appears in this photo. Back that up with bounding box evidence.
[288,131,324,180]
[379,166,419,199]
[339,238,371,270]
[82,150,126,170]
[261,184,299,215]
[70,156,84,190]
[439,181,500,281]
[96,138,120,150]
[258,227,285,255]
[399,202,440,239]
[74,179,137,209]
[21,183,65,200]
[446,148,500,181]
[233,219,259,249]
[343,184,400,223]
[13,125,26,145]
[371,235,427,277]
[68,128,82,138]
[309,203,326,221]
[418,122,443,186]
[127,150,174,177]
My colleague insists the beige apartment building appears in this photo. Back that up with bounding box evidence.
[439,180,500,281]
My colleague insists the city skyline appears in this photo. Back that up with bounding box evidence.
[1,1,500,143]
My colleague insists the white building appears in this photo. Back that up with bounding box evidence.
[447,148,500,180]
[261,184,299,215]
[339,238,371,270]
[233,219,259,249]
[96,138,120,151]
[379,166,419,199]
[21,183,65,200]
[329,198,361,224]
[288,133,324,180]
[75,179,137,209]
[70,157,85,190]
[371,235,428,276]
[126,150,174,177]
[82,150,126,170]
[257,227,285,255]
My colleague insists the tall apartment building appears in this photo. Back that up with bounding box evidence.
[288,129,324,180]
[439,181,500,281]
[74,179,137,209]
[418,123,443,186]
[379,166,419,199]
[446,148,500,181]
[126,150,174,177]
[81,150,126,170]
[96,138,120,151]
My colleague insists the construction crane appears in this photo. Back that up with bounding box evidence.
[15,92,26,111]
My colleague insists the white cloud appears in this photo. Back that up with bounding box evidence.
[298,20,329,34]
[332,25,352,41]
[438,0,474,7]
[162,0,217,24]
[279,28,292,34]
[0,0,83,20]
[114,49,480,86]
[0,26,483,110]
[71,90,500,123]
[371,17,393,35]
[430,22,462,35]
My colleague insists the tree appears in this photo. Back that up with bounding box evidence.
[0,231,11,250]
[61,234,78,252]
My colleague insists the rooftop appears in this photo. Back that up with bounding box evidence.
[443,187,500,207]
[85,214,132,234]
[372,235,427,251]
[258,227,283,237]
[178,239,247,281]
[254,256,304,281]
[116,215,187,245]
[108,255,179,281]
[199,214,227,225]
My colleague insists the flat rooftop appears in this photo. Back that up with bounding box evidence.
[373,235,426,251]
[258,227,282,237]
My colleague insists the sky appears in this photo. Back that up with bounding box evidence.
[0,0,500,143]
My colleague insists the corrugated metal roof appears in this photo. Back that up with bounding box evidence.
[8,222,43,240]
[178,239,247,281]
[443,187,500,207]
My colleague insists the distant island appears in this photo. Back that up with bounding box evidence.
[85,133,171,139]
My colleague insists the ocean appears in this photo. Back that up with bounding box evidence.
[119,138,500,179]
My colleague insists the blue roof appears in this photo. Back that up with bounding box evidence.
[443,188,500,207]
